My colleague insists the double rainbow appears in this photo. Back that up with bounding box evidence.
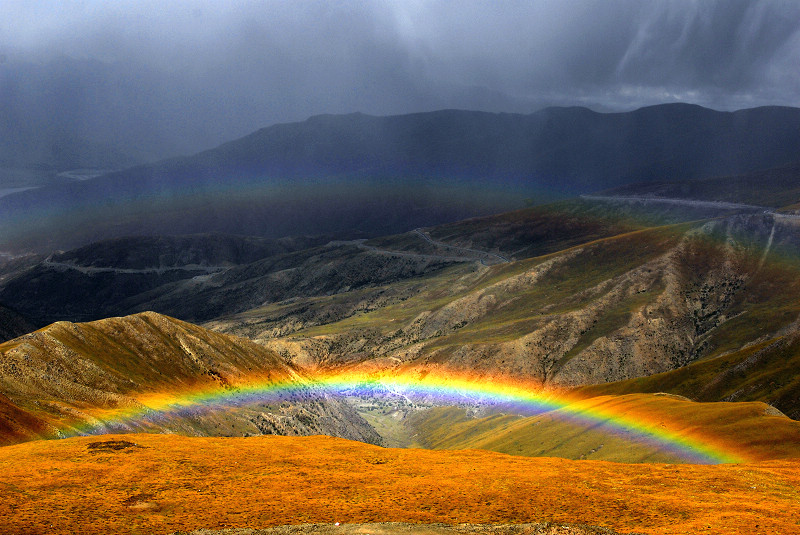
[66,370,747,464]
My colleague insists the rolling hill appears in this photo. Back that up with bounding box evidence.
[0,311,379,446]
[3,103,800,252]
[0,196,756,327]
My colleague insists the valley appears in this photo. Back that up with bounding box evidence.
[4,193,800,449]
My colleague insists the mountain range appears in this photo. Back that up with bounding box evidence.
[3,103,800,252]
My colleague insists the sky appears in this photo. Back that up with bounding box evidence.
[2,0,800,156]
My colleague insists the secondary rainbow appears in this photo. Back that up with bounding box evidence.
[65,370,747,464]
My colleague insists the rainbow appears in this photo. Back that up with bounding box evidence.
[62,370,748,464]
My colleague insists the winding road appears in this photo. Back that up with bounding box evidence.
[41,258,229,276]
[325,231,510,266]
[412,228,510,264]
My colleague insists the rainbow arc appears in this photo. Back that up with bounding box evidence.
[69,370,747,464]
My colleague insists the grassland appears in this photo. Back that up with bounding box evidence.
[1,433,799,535]
[407,394,800,463]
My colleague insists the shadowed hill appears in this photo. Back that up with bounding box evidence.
[3,104,800,252]
[0,237,460,326]
[601,160,800,208]
[48,233,328,269]
[0,303,36,343]
[0,234,331,325]
[0,311,380,446]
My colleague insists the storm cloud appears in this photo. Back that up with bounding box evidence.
[2,0,799,156]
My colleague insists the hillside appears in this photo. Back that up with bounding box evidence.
[575,329,800,420]
[0,303,35,343]
[0,234,332,325]
[2,433,799,535]
[0,197,754,327]
[0,312,379,446]
[210,209,800,419]
[3,104,800,252]
[0,236,461,325]
[601,160,800,208]
[400,394,800,463]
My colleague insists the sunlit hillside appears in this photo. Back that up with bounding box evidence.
[2,434,799,535]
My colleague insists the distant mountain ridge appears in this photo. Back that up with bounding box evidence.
[2,103,800,252]
[601,160,800,208]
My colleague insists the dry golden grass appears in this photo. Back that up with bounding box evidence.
[1,433,798,535]
[404,393,800,463]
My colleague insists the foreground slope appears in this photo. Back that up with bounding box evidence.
[1,433,799,535]
[0,312,379,445]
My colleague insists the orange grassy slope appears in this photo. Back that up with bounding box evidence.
[1,433,798,535]
[406,393,800,463]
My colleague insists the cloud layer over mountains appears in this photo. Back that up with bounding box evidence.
[2,1,799,157]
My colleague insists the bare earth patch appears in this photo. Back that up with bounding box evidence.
[181,522,628,535]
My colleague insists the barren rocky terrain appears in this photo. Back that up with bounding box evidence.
[209,212,800,421]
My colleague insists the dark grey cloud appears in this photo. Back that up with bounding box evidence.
[2,0,799,157]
